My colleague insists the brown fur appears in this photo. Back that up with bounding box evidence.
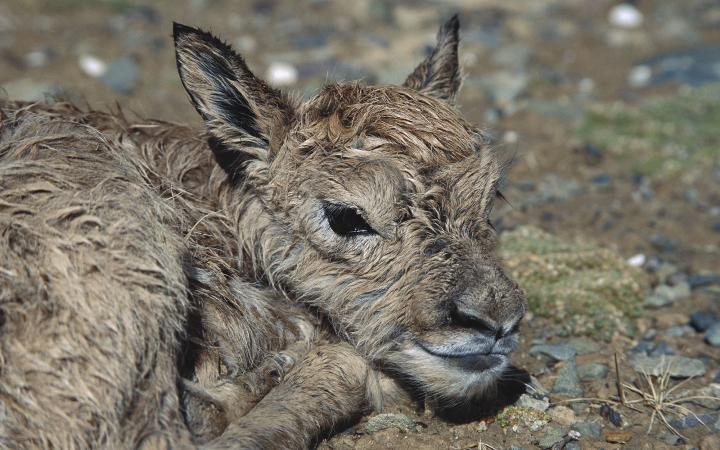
[0,16,526,449]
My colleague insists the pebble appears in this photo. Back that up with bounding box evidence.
[705,322,720,347]
[608,4,644,29]
[688,274,720,289]
[78,54,107,78]
[530,344,577,361]
[687,384,720,410]
[537,426,567,449]
[516,393,549,412]
[645,282,691,308]
[266,62,298,87]
[600,404,623,427]
[24,48,54,68]
[669,412,719,430]
[359,413,418,434]
[626,253,645,267]
[649,234,678,253]
[628,64,652,87]
[548,406,576,426]
[100,57,139,94]
[552,358,584,397]
[639,46,720,87]
[1,79,60,102]
[571,421,602,438]
[648,341,676,357]
[664,325,694,337]
[591,173,612,186]
[689,310,719,332]
[566,338,602,355]
[578,363,609,381]
[604,430,632,444]
[628,353,706,378]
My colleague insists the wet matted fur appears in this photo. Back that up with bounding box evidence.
[0,16,526,449]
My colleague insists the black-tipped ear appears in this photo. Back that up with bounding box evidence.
[403,15,461,102]
[173,22,293,183]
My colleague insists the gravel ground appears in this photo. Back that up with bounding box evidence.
[2,0,720,448]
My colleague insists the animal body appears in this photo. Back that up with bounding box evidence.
[0,16,526,449]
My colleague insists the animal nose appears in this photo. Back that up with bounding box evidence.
[449,301,518,341]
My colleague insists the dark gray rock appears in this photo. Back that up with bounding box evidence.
[552,358,584,397]
[571,421,602,438]
[690,310,719,332]
[649,234,678,253]
[705,322,720,347]
[669,412,720,429]
[629,354,706,378]
[530,344,577,361]
[537,426,567,449]
[648,341,676,357]
[578,363,609,381]
[664,325,694,337]
[639,46,720,87]
[688,274,720,289]
[359,413,418,434]
[100,57,139,94]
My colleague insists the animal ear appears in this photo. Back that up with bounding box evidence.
[402,15,461,102]
[173,22,294,183]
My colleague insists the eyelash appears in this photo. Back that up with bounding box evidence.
[322,202,377,237]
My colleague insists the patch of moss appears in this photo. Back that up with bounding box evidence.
[500,226,649,341]
[497,406,551,431]
[577,84,720,178]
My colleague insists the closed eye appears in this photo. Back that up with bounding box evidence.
[322,202,377,237]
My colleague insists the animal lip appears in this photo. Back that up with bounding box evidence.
[415,341,507,371]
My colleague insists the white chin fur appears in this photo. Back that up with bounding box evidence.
[390,345,508,403]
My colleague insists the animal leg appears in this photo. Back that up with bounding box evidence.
[204,343,372,450]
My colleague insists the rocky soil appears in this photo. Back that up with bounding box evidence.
[2,0,720,448]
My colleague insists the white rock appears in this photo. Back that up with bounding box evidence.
[609,4,644,29]
[266,62,298,87]
[628,65,652,88]
[503,130,519,144]
[627,253,646,267]
[79,55,107,78]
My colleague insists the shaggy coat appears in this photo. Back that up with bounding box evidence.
[0,16,526,449]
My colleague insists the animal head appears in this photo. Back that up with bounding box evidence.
[174,16,526,404]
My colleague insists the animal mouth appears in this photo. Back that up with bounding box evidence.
[415,340,508,372]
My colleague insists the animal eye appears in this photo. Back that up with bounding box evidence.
[322,202,376,237]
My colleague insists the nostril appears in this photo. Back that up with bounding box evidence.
[449,302,499,338]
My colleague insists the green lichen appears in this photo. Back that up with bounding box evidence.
[500,226,649,340]
[577,84,720,178]
[497,406,551,430]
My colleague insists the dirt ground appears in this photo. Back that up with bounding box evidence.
[2,0,719,449]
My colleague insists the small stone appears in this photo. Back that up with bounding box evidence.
[564,442,580,450]
[537,427,567,449]
[664,325,694,337]
[530,344,577,361]
[79,54,107,78]
[687,384,720,410]
[578,363,609,381]
[100,57,138,94]
[604,430,632,443]
[591,173,612,186]
[548,406,576,426]
[571,421,602,438]
[266,62,298,87]
[669,412,719,430]
[660,433,684,445]
[359,413,418,434]
[516,393,549,412]
[690,310,719,332]
[1,79,60,102]
[24,48,54,68]
[552,358,584,397]
[649,234,678,253]
[628,354,706,378]
[627,253,646,267]
[608,4,644,29]
[648,341,676,357]
[628,65,652,88]
[600,404,623,427]
[567,338,602,355]
[689,274,720,289]
[705,322,720,346]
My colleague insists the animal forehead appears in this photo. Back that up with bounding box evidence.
[297,84,481,164]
